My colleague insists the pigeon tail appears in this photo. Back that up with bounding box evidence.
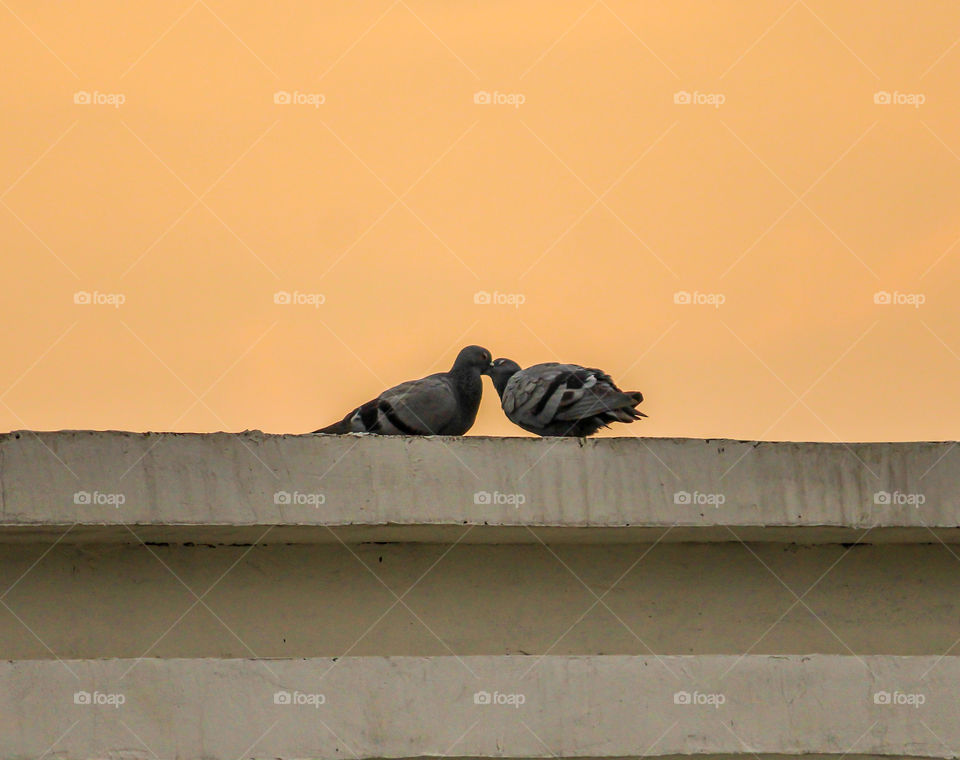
[625,391,647,418]
[312,413,355,434]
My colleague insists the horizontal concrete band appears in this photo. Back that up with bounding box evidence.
[2,432,958,542]
[7,524,960,544]
[3,656,956,759]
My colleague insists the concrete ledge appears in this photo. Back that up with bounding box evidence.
[3,655,957,759]
[3,431,959,543]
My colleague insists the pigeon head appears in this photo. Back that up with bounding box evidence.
[452,345,493,373]
[486,357,522,396]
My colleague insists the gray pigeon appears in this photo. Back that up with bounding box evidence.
[486,358,646,436]
[314,345,493,435]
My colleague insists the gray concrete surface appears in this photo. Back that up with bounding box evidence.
[2,431,959,542]
[5,432,959,758]
[1,655,957,759]
[1,542,959,660]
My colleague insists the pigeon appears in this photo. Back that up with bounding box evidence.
[486,358,646,437]
[314,345,493,435]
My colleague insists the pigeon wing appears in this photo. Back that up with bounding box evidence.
[376,374,459,434]
[502,364,581,427]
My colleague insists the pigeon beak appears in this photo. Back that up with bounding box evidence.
[482,361,494,376]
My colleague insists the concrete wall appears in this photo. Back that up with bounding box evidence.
[0,542,958,660]
[2,432,959,759]
[2,656,957,759]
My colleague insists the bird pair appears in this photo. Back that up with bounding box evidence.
[314,345,646,437]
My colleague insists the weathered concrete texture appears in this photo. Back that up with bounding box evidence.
[2,432,960,542]
[2,543,959,659]
[1,656,957,759]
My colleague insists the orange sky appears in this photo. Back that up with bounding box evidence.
[3,1,960,440]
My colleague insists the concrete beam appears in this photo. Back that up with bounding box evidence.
[5,542,958,659]
[1,432,958,543]
[2,655,956,759]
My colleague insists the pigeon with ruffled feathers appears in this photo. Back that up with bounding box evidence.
[486,359,646,436]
